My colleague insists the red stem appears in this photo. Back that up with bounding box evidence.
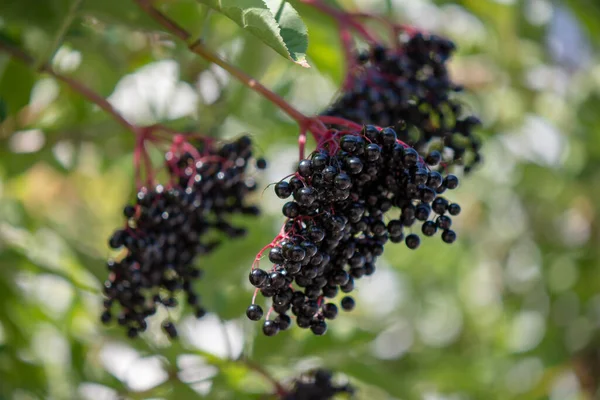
[134,0,310,127]
[351,12,419,43]
[0,26,227,192]
[52,73,136,133]
[298,124,307,160]
[0,38,137,134]
[317,116,364,131]
[299,0,379,44]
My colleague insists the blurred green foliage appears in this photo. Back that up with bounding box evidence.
[0,0,599,399]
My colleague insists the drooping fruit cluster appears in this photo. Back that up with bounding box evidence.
[102,135,265,338]
[246,125,461,335]
[282,369,354,400]
[323,33,483,173]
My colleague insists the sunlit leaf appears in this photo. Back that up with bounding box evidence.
[197,0,309,66]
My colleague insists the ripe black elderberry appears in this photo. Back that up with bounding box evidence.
[405,234,421,249]
[340,296,355,311]
[283,369,354,400]
[263,320,280,336]
[102,135,263,338]
[246,304,264,321]
[323,33,483,173]
[247,125,463,336]
[441,229,457,244]
[321,303,338,319]
[310,319,328,335]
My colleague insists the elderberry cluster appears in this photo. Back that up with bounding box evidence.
[283,369,354,400]
[323,33,483,172]
[247,126,461,336]
[102,136,264,338]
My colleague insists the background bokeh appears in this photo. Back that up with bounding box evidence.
[1,0,600,399]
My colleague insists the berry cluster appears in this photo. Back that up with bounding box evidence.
[102,135,264,338]
[283,369,354,400]
[323,33,483,172]
[246,125,461,335]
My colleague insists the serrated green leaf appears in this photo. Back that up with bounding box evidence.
[293,1,343,82]
[197,0,309,66]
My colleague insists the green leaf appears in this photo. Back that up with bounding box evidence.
[197,0,309,67]
[0,0,71,33]
[564,0,600,48]
[293,1,343,82]
[0,59,36,115]
[80,0,162,30]
[0,98,6,122]
[171,380,203,400]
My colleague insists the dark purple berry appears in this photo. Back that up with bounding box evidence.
[444,175,459,189]
[246,304,263,321]
[275,314,291,330]
[282,202,300,218]
[297,159,313,177]
[310,319,328,335]
[262,320,280,336]
[275,181,292,199]
[436,215,452,229]
[249,269,268,287]
[256,158,267,169]
[422,221,437,236]
[405,234,420,249]
[123,205,136,218]
[101,311,112,324]
[341,296,355,311]
[441,229,457,243]
[448,203,461,216]
[322,303,338,319]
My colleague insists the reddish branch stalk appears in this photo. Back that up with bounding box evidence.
[188,40,310,124]
[134,0,382,163]
[317,116,363,131]
[297,0,383,93]
[352,12,417,38]
[134,0,387,164]
[134,0,309,126]
[0,39,137,134]
[299,0,379,44]
[299,0,420,91]
[0,38,194,190]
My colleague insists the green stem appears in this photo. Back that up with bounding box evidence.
[241,359,289,397]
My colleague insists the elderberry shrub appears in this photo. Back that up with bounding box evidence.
[323,33,483,173]
[102,136,264,338]
[248,126,461,335]
[283,369,354,400]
